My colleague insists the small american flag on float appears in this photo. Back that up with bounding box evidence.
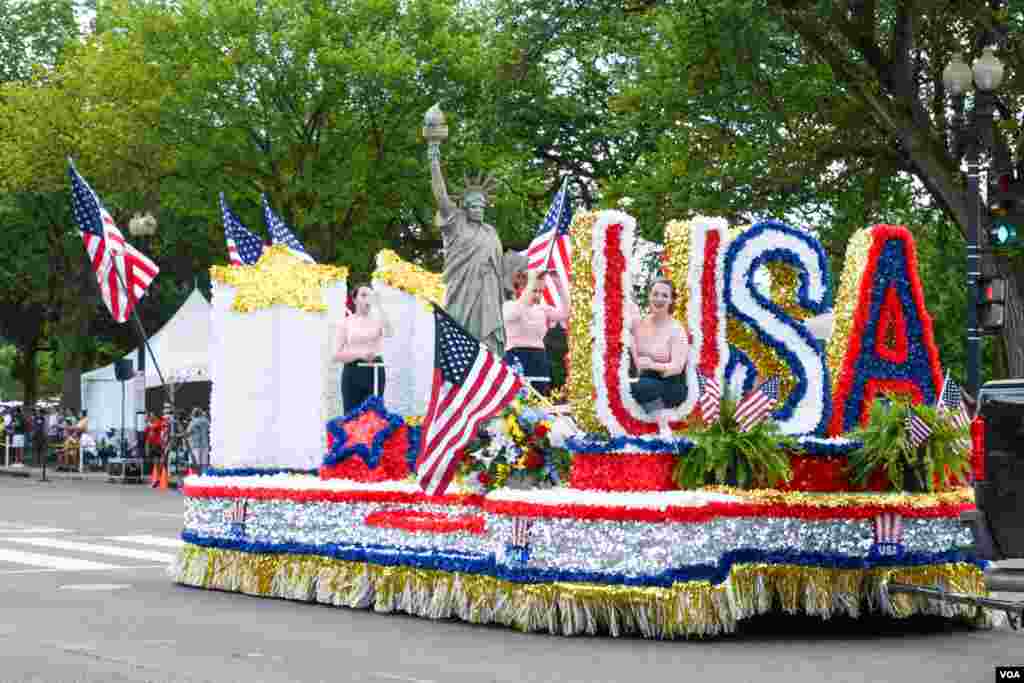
[511,518,533,547]
[697,372,721,424]
[905,411,932,448]
[734,377,780,432]
[937,374,971,453]
[937,374,971,430]
[220,193,264,266]
[225,499,247,523]
[262,193,314,263]
[874,512,903,544]
[417,306,523,496]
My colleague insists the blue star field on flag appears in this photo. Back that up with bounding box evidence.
[220,193,264,266]
[262,193,314,263]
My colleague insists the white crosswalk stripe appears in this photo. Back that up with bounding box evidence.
[0,531,182,574]
[0,548,121,572]
[1,538,176,563]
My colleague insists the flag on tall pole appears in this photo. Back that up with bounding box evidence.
[417,306,523,496]
[734,377,780,432]
[697,372,721,424]
[262,194,314,263]
[220,193,264,266]
[526,176,572,314]
[68,160,158,323]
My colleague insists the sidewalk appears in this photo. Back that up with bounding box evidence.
[0,464,122,482]
[0,464,180,486]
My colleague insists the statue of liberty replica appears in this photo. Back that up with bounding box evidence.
[424,104,506,357]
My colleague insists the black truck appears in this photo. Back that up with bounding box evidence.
[889,379,1024,627]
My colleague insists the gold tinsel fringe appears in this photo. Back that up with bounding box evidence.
[172,546,996,639]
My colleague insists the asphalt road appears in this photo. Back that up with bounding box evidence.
[0,475,1020,683]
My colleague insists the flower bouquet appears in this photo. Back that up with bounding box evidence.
[457,394,574,494]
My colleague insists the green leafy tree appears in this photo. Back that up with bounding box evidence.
[494,0,1024,381]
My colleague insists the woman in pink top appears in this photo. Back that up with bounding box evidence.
[502,269,568,396]
[334,285,394,413]
[631,278,689,437]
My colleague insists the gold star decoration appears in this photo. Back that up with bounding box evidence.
[372,249,445,307]
[210,245,349,314]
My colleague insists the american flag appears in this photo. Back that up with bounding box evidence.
[937,374,971,452]
[511,518,533,547]
[905,411,933,448]
[220,193,264,266]
[68,161,158,323]
[734,376,780,432]
[262,194,314,263]
[417,306,523,496]
[526,176,572,315]
[874,512,903,544]
[697,372,721,424]
[937,375,971,430]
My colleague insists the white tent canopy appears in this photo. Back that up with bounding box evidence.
[81,288,211,435]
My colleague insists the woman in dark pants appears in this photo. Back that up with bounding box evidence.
[630,278,690,438]
[334,285,394,414]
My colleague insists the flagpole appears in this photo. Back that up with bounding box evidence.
[539,176,570,273]
[109,255,169,399]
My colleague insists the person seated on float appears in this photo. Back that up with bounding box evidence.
[630,278,689,438]
[334,285,394,414]
[502,269,567,396]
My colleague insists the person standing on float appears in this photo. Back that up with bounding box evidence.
[425,105,506,357]
[334,285,394,414]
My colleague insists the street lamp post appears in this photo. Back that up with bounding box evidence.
[942,47,1005,400]
[127,212,158,462]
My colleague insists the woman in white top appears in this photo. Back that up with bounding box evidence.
[630,278,689,437]
[502,269,568,396]
[334,285,394,414]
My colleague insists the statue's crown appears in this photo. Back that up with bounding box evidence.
[461,172,499,205]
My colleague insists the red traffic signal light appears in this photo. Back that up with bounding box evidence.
[979,277,1007,331]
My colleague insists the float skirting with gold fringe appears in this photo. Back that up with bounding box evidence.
[173,545,992,639]
[176,475,996,639]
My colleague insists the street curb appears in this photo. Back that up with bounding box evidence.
[0,468,31,479]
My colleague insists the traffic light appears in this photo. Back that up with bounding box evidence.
[988,176,1024,248]
[979,276,1007,332]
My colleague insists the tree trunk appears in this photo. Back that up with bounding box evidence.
[15,345,39,412]
[1001,268,1024,378]
[61,355,82,415]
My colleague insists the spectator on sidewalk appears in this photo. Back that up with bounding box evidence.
[10,409,26,466]
[79,431,97,470]
[145,412,168,486]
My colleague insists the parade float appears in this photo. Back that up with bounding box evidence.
[173,212,993,638]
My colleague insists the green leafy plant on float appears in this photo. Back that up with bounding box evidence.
[673,398,796,490]
[847,395,971,492]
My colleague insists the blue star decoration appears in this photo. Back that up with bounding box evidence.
[324,396,407,469]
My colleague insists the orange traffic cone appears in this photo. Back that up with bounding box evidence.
[158,465,169,490]
[150,463,159,485]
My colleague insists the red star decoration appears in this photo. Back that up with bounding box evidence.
[341,411,390,452]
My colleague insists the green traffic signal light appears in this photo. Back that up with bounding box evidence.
[991,219,1018,246]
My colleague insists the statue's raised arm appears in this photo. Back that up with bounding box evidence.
[422,103,507,357]
[424,104,455,223]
